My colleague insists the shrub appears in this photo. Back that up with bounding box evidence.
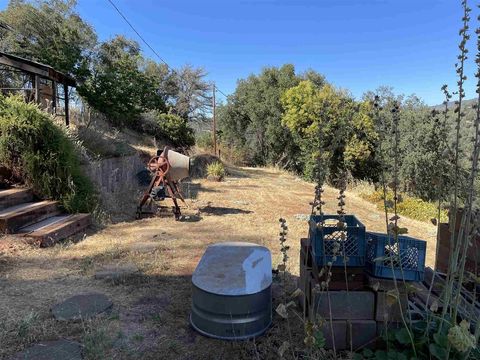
[360,189,448,223]
[0,95,96,212]
[206,161,225,180]
[155,113,195,149]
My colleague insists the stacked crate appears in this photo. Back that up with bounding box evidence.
[299,214,426,350]
[300,238,376,350]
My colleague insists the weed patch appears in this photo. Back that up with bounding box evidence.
[359,190,448,223]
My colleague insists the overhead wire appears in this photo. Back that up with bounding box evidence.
[105,0,229,99]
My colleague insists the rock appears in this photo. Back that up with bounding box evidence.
[10,339,83,360]
[52,293,113,321]
[94,263,138,281]
[294,214,310,221]
[368,213,381,221]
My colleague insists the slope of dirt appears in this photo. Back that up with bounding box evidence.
[0,167,436,359]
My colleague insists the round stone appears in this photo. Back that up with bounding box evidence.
[11,339,83,360]
[52,293,113,321]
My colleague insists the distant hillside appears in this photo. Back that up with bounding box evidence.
[431,98,477,110]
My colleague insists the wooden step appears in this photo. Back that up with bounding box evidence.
[0,200,60,233]
[20,213,91,247]
[0,188,34,210]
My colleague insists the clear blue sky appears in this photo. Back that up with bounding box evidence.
[1,0,477,105]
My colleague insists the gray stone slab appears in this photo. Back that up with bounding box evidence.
[294,214,310,221]
[10,339,82,360]
[52,293,112,321]
[311,291,375,320]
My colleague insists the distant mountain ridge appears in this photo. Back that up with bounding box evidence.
[431,98,477,110]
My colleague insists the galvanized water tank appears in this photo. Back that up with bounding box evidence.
[190,242,272,340]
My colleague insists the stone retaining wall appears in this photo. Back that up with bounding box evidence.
[81,154,147,221]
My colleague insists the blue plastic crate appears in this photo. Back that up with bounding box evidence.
[365,232,426,281]
[308,215,366,267]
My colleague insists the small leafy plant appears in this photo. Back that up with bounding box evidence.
[206,161,226,180]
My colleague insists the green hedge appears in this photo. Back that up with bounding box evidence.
[0,95,96,212]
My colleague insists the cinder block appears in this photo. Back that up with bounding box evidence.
[347,320,377,350]
[310,291,375,320]
[375,291,408,322]
[313,266,366,291]
[376,321,403,337]
[321,320,347,350]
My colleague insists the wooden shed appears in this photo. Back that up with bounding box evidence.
[0,51,76,125]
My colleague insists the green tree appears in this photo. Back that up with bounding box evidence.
[154,112,195,149]
[0,0,97,80]
[218,64,324,170]
[364,88,455,201]
[281,81,379,181]
[171,65,212,123]
[78,35,165,127]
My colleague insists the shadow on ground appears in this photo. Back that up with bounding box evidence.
[199,206,253,216]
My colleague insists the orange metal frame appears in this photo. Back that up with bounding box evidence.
[136,149,186,220]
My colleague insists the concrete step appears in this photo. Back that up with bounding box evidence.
[0,200,60,233]
[20,213,91,247]
[0,188,34,210]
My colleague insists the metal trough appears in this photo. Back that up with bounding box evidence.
[190,242,272,340]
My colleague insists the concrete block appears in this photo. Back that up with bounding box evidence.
[347,320,377,350]
[314,266,365,291]
[321,320,347,350]
[311,291,375,320]
[375,291,408,322]
[376,321,403,337]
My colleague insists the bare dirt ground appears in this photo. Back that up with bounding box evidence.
[0,167,436,359]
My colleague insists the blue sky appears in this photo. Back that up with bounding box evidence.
[1,0,477,105]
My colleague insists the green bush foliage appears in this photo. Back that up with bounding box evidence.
[360,189,447,223]
[206,161,225,179]
[281,81,380,183]
[78,36,165,127]
[217,65,325,171]
[154,113,195,149]
[196,132,214,150]
[0,95,96,212]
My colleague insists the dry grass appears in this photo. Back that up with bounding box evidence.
[0,166,437,359]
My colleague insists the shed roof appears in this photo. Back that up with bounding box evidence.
[0,51,76,87]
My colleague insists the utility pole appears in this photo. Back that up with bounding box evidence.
[212,82,217,156]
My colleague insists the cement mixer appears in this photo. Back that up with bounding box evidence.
[136,146,190,220]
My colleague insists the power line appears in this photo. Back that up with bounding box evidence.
[105,0,171,69]
[105,0,229,99]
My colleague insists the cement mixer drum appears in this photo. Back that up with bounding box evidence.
[162,147,190,181]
